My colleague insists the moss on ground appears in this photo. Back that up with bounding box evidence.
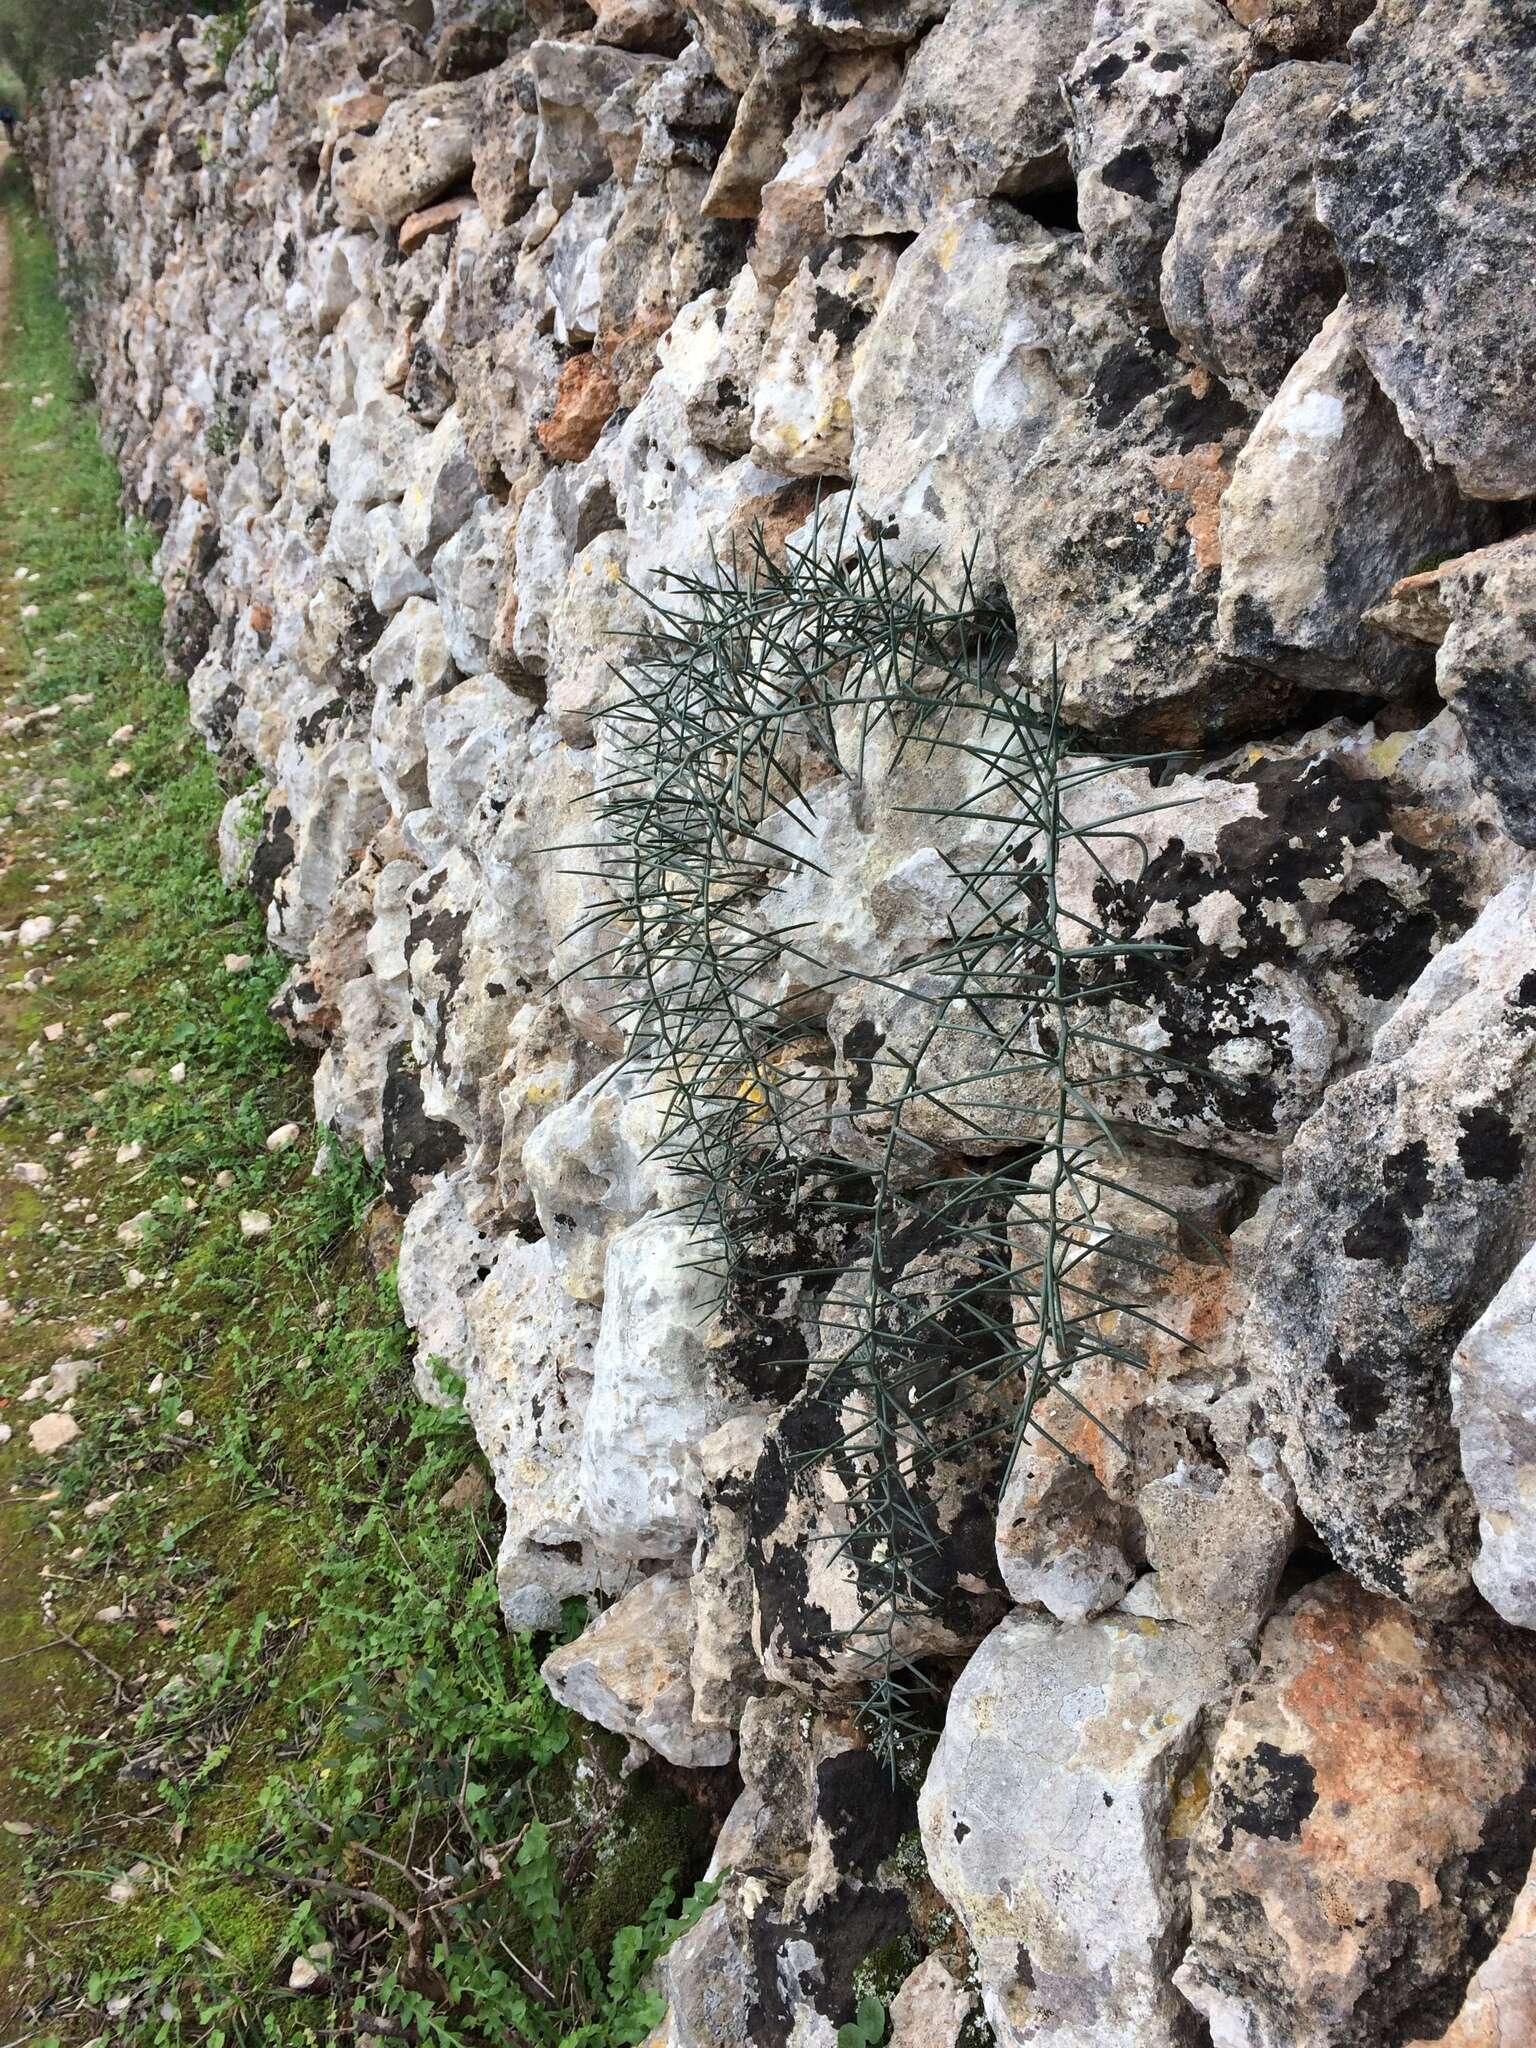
[0,166,721,2046]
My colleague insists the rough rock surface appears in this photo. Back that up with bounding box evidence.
[1178,1574,1536,2048]
[1065,0,1247,315]
[1452,1244,1536,1630]
[1317,0,1536,500]
[1217,305,1497,693]
[28,2,1536,2038]
[541,1569,733,1766]
[1160,60,1346,407]
[825,0,1094,233]
[920,1607,1231,2047]
[1423,533,1536,849]
[1247,873,1536,1612]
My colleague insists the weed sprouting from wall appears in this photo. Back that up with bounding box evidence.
[577,511,1206,1768]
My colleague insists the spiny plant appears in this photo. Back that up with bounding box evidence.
[577,508,1209,1767]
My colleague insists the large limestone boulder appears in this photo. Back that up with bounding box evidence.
[1247,871,1536,1612]
[334,78,480,228]
[824,0,1094,233]
[1317,0,1536,500]
[1178,1574,1536,2048]
[919,1608,1232,2048]
[1160,60,1346,406]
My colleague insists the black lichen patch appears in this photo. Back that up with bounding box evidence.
[1092,753,1468,1137]
[1215,1741,1319,1852]
[1457,1105,1524,1185]
[1342,1140,1433,1266]
[246,803,294,913]
[815,1749,915,1878]
[745,1885,912,2048]
[380,1046,464,1211]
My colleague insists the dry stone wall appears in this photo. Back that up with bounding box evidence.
[26,2,1536,2042]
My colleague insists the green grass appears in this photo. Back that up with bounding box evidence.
[0,167,719,2046]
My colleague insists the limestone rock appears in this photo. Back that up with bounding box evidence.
[888,1957,977,2048]
[1249,872,1536,1612]
[750,238,896,478]
[541,1570,733,1765]
[1066,0,1248,315]
[685,1411,774,1729]
[581,1216,730,1561]
[334,79,480,229]
[1317,0,1536,500]
[752,52,899,288]
[1431,532,1536,850]
[849,200,1283,741]
[1217,306,1496,693]
[529,38,668,208]
[461,1236,614,1625]
[471,56,539,229]
[1227,0,1373,61]
[919,1607,1232,2048]
[546,528,650,742]
[1407,1854,1536,2048]
[996,1151,1295,1643]
[1160,60,1346,406]
[523,1063,676,1302]
[684,0,949,95]
[748,1240,1010,1694]
[656,1691,919,2039]
[1452,1244,1536,1630]
[430,498,517,675]
[825,0,1094,234]
[1177,1574,1536,2048]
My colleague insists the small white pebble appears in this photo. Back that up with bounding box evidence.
[265,1122,301,1153]
[239,1210,272,1241]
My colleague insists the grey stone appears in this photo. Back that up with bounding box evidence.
[1452,1243,1536,1630]
[431,497,517,673]
[334,79,480,229]
[470,56,539,229]
[581,1216,730,1560]
[1432,533,1536,849]
[1066,0,1247,315]
[1217,305,1498,693]
[1317,0,1536,501]
[1160,60,1346,406]
[541,1570,734,1765]
[919,1607,1232,2048]
[849,199,1285,742]
[529,38,668,208]
[1248,871,1536,1613]
[825,0,1095,234]
[684,0,949,94]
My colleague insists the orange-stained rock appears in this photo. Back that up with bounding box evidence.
[397,191,474,256]
[1177,1573,1536,2048]
[537,351,621,464]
